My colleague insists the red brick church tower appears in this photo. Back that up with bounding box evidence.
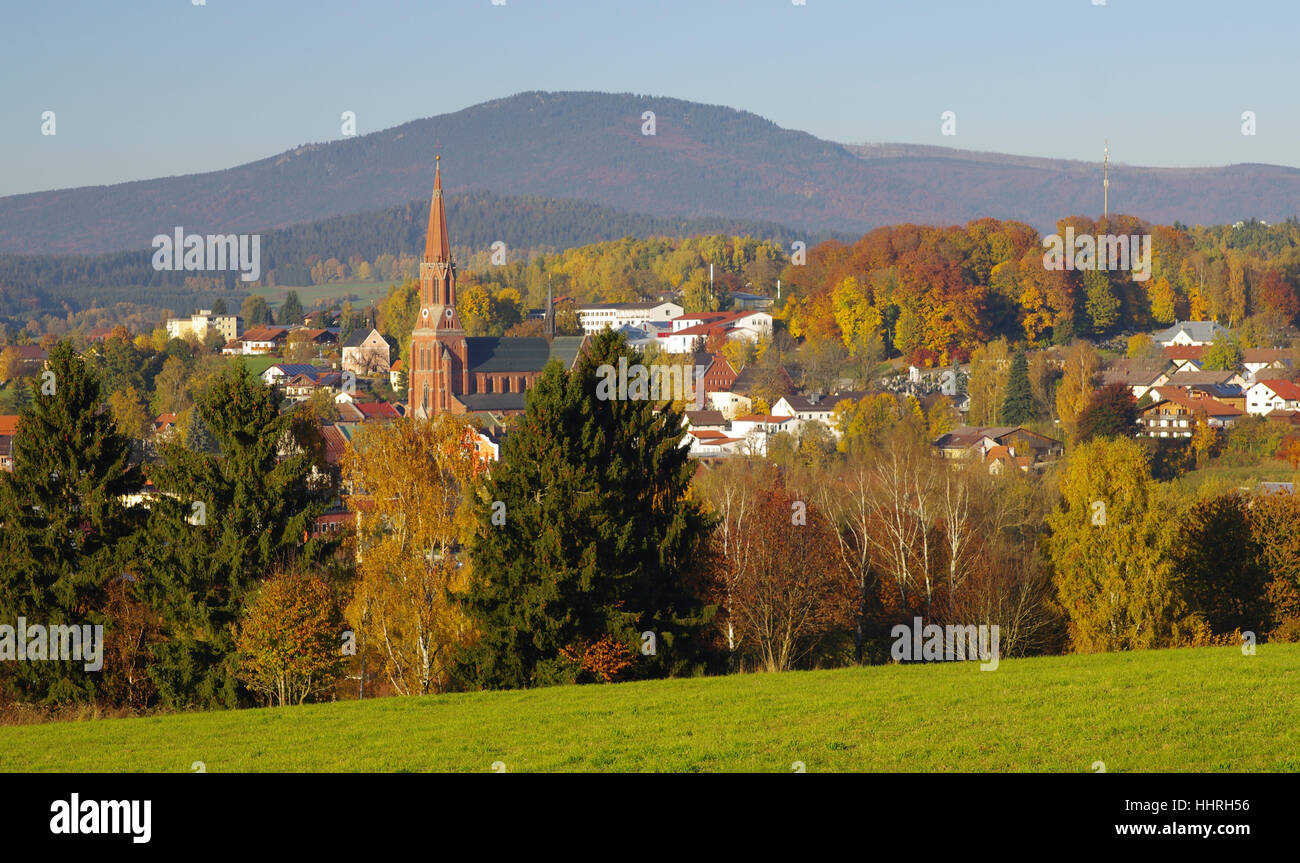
[408,157,468,418]
[407,158,587,418]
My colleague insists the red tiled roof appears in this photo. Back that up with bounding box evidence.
[732,414,793,423]
[1256,379,1300,400]
[1146,390,1242,416]
[1162,345,1205,361]
[0,415,19,436]
[320,426,348,465]
[243,326,288,342]
[354,401,400,420]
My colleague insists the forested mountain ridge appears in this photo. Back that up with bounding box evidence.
[0,191,833,316]
[4,91,1299,257]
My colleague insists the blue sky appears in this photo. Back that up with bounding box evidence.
[2,0,1296,196]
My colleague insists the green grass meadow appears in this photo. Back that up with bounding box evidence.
[1,644,1295,772]
[264,281,395,309]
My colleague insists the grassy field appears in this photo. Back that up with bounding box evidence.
[1174,458,1296,495]
[263,281,395,309]
[1,645,1295,772]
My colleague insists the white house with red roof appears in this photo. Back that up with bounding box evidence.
[658,311,773,354]
[1245,379,1300,415]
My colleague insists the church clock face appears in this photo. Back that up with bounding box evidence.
[422,308,429,320]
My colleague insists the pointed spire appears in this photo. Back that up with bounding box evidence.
[424,156,451,263]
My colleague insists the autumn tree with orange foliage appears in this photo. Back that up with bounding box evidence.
[237,571,346,707]
[726,477,855,672]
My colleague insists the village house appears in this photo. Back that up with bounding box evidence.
[657,311,774,354]
[342,327,392,375]
[240,326,289,355]
[1242,348,1294,381]
[682,427,746,457]
[695,353,738,395]
[1161,345,1205,373]
[727,413,798,456]
[932,426,1064,470]
[282,371,343,402]
[770,391,868,438]
[152,412,178,441]
[1148,374,1245,407]
[1245,379,1300,415]
[1103,357,1174,401]
[261,363,325,389]
[1151,320,1230,347]
[7,345,49,376]
[728,291,775,311]
[1163,369,1250,393]
[1138,392,1241,436]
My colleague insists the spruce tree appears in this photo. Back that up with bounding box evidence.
[1000,349,1035,426]
[456,330,714,688]
[138,362,334,708]
[0,342,144,702]
[279,291,304,327]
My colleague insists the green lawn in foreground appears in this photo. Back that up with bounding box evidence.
[1,645,1295,772]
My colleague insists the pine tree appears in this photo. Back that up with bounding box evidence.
[279,291,304,327]
[999,349,1035,426]
[0,342,144,702]
[138,362,334,708]
[456,330,715,688]
[182,408,217,455]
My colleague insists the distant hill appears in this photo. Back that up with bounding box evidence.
[0,192,833,315]
[3,90,1300,256]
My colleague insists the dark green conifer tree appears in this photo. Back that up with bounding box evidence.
[1000,349,1035,426]
[456,330,714,688]
[138,362,334,708]
[0,342,144,702]
[279,291,304,327]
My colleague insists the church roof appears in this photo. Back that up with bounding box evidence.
[459,392,527,412]
[465,335,588,374]
[466,337,552,373]
[548,336,587,370]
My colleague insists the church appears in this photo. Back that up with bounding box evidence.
[407,158,587,418]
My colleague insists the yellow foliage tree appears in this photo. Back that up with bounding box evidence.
[106,385,152,440]
[1046,437,1192,652]
[343,416,483,695]
[1055,340,1101,438]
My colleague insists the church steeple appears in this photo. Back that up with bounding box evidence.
[424,156,451,264]
[417,156,462,330]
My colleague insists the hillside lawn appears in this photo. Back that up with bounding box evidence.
[1,644,1295,772]
[1174,457,1297,495]
[263,280,394,310]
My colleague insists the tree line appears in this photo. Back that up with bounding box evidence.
[3,330,1297,715]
